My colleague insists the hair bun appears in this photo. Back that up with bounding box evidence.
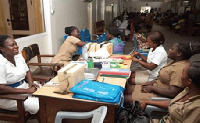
[65,26,76,35]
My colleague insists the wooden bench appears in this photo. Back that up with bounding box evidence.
[94,20,106,35]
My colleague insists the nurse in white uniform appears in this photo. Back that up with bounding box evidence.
[0,35,39,114]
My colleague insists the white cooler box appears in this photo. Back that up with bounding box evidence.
[57,63,85,91]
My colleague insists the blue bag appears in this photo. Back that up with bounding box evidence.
[70,79,124,103]
[73,90,123,104]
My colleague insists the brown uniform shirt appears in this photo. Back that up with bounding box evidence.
[132,60,190,101]
[51,36,80,66]
[161,87,200,123]
[154,60,190,88]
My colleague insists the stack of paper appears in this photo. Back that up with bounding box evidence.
[99,68,131,78]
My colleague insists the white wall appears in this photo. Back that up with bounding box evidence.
[15,0,172,62]
[50,0,90,53]
[105,0,118,26]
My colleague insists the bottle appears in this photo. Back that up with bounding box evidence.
[82,44,88,61]
[87,57,94,68]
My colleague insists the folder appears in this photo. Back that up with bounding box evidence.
[100,68,130,76]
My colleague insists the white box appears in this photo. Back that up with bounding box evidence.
[57,63,85,91]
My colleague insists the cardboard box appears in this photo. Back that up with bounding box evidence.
[57,63,85,91]
[86,42,113,58]
[86,43,97,52]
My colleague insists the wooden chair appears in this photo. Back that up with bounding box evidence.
[94,20,106,35]
[0,94,31,123]
[129,22,134,42]
[22,43,64,85]
[179,20,195,36]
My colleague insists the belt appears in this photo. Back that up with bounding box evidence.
[7,79,25,88]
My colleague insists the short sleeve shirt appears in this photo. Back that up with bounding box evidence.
[0,54,29,85]
[110,37,124,54]
[161,88,200,123]
[154,60,190,89]
[51,36,81,66]
[147,45,167,79]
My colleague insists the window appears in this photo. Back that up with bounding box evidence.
[0,0,45,38]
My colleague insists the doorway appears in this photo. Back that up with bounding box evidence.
[141,6,151,13]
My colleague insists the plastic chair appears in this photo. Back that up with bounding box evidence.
[80,29,86,41]
[64,34,69,40]
[55,106,107,123]
[84,28,99,43]
[97,35,103,43]
[102,32,108,41]
[145,97,170,119]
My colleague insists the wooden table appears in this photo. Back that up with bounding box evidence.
[33,55,132,123]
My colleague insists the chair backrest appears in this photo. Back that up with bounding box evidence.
[132,34,139,51]
[55,106,107,123]
[64,34,69,40]
[97,35,103,43]
[22,43,40,63]
[84,28,92,41]
[80,30,86,42]
[102,32,107,41]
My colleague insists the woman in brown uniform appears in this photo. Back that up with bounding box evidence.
[51,26,85,66]
[125,41,200,103]
[140,61,200,123]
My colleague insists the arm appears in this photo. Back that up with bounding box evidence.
[142,80,156,86]
[131,52,147,61]
[76,41,85,47]
[142,85,183,98]
[132,56,158,70]
[26,70,33,87]
[140,100,170,110]
[0,84,36,94]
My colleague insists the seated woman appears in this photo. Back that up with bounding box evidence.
[106,27,125,54]
[129,31,167,85]
[125,41,200,103]
[51,26,85,66]
[140,61,200,122]
[0,35,39,114]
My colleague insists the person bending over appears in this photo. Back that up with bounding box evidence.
[51,26,85,66]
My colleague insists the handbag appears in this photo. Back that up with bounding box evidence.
[70,79,124,104]
[116,101,152,123]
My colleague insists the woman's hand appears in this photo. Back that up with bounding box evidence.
[140,101,147,110]
[141,85,153,93]
[29,83,39,89]
[27,86,37,94]
[132,57,140,62]
[142,80,155,86]
[131,51,139,57]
